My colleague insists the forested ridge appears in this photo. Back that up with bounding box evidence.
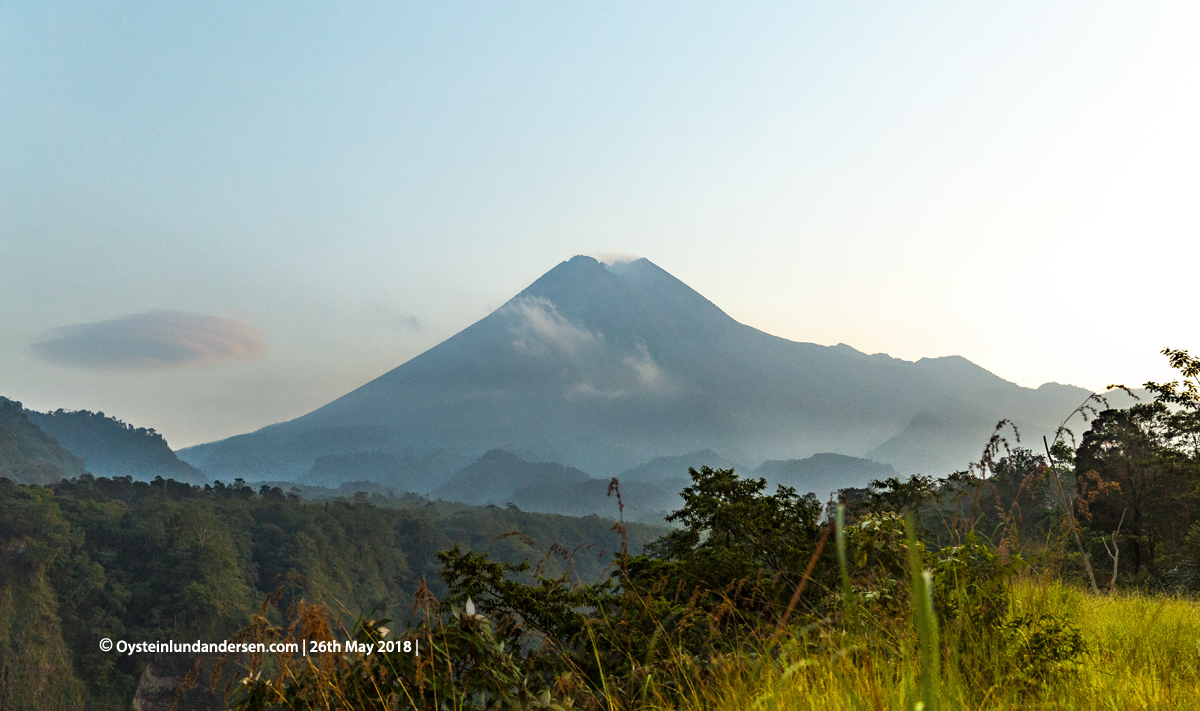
[0,397,86,485]
[0,474,661,710]
[26,407,207,484]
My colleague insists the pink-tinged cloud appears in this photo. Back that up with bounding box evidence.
[31,310,267,370]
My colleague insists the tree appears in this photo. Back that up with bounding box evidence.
[1073,347,1200,582]
[642,466,826,616]
[1075,407,1158,575]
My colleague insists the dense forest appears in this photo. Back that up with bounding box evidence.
[0,475,663,710]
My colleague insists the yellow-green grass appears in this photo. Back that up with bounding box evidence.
[649,581,1200,711]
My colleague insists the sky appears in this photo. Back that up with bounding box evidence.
[2,2,1199,449]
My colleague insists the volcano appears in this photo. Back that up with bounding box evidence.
[180,256,1092,489]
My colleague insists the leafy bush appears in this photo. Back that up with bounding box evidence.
[1001,613,1086,687]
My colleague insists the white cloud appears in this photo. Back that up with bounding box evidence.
[566,382,627,400]
[592,252,641,266]
[624,341,663,387]
[30,310,267,371]
[503,296,601,358]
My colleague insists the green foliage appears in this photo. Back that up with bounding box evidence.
[0,398,86,485]
[25,407,205,482]
[906,513,940,711]
[931,534,1022,631]
[1066,348,1200,587]
[218,592,550,711]
[653,581,1187,711]
[842,511,913,610]
[1143,347,1200,453]
[638,466,825,611]
[1180,520,1200,590]
[1000,612,1085,687]
[0,480,88,710]
[0,474,658,709]
[224,463,1091,710]
[865,474,941,515]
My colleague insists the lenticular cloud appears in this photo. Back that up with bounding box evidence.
[31,310,267,370]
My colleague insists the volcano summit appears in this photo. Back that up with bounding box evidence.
[180,256,1091,490]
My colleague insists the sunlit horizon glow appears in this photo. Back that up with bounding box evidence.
[2,2,1198,448]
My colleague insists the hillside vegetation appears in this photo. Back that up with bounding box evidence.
[26,407,207,483]
[0,475,662,710]
[0,397,86,485]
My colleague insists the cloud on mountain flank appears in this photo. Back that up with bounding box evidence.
[624,341,663,387]
[504,296,600,358]
[566,382,627,400]
[31,310,267,370]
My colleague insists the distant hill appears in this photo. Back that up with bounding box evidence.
[617,448,736,482]
[25,408,206,484]
[753,453,899,502]
[0,397,86,485]
[508,477,672,524]
[432,449,591,506]
[431,449,676,523]
[181,256,1096,484]
[303,449,470,493]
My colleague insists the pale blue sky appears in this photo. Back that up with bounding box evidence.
[3,2,1198,447]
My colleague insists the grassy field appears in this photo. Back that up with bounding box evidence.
[656,580,1200,711]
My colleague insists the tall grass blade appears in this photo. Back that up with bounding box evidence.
[906,512,940,711]
[836,504,855,628]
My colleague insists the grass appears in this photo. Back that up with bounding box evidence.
[219,565,1200,711]
[649,580,1200,711]
[1031,582,1200,709]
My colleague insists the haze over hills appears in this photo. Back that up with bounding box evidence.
[25,408,207,484]
[424,448,904,523]
[617,449,737,484]
[753,453,900,502]
[302,449,471,491]
[427,448,700,522]
[0,398,86,485]
[180,256,1098,488]
[431,449,591,507]
[0,400,207,485]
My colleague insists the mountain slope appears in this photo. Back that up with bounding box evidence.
[431,449,591,506]
[26,408,206,484]
[617,449,737,483]
[0,398,87,485]
[302,449,469,493]
[753,453,899,501]
[181,256,1093,480]
[432,449,676,522]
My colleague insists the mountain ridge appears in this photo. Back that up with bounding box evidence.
[0,397,87,485]
[26,408,206,484]
[180,256,1093,482]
